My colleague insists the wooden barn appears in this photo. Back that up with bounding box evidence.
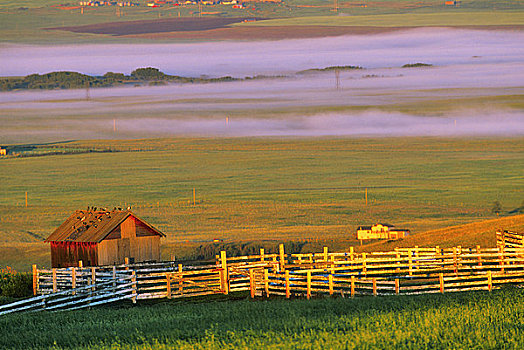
[45,209,165,268]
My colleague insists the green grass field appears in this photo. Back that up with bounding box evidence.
[2,288,524,349]
[1,137,523,270]
[240,11,524,27]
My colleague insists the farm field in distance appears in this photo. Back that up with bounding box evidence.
[1,137,523,271]
[0,0,523,44]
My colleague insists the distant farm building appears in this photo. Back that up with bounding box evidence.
[356,223,409,240]
[0,147,7,156]
[45,209,165,268]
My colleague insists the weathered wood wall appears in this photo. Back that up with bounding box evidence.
[97,217,160,265]
[50,242,97,268]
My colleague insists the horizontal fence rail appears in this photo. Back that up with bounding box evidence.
[4,244,524,315]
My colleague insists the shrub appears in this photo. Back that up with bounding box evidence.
[0,266,33,298]
[401,63,433,68]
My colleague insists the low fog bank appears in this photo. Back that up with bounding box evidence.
[1,28,523,77]
[2,111,523,144]
[114,112,524,137]
[1,63,522,111]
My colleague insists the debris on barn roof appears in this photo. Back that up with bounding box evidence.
[45,208,165,243]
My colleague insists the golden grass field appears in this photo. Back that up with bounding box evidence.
[1,137,523,271]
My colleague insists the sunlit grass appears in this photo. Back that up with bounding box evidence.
[2,288,524,349]
[1,137,523,270]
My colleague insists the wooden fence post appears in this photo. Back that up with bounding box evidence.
[91,267,96,293]
[131,270,137,303]
[499,246,505,273]
[349,246,354,262]
[408,249,413,276]
[323,247,328,262]
[487,270,492,291]
[372,278,377,296]
[414,246,419,270]
[285,270,290,298]
[395,278,399,295]
[124,257,129,267]
[452,246,458,274]
[112,266,117,294]
[329,274,334,296]
[166,273,172,299]
[264,269,269,298]
[279,244,285,271]
[178,264,183,294]
[52,268,57,293]
[457,246,463,270]
[362,253,367,276]
[350,275,355,298]
[306,271,311,300]
[249,268,255,298]
[395,251,401,273]
[476,245,482,267]
[260,248,265,262]
[220,251,229,295]
[439,273,444,293]
[32,264,37,296]
[71,267,76,295]
[78,260,83,268]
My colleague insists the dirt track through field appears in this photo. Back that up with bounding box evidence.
[47,17,524,40]
[46,17,263,36]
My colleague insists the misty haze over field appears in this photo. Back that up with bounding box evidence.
[0,28,523,143]
[1,28,523,77]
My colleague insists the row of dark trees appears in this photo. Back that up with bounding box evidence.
[0,67,237,91]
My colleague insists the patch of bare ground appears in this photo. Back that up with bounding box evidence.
[125,25,524,40]
[46,17,524,40]
[123,25,407,40]
[45,17,263,36]
[359,214,524,252]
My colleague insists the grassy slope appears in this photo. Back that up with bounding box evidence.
[1,137,523,270]
[360,213,524,252]
[2,288,524,349]
[241,11,524,27]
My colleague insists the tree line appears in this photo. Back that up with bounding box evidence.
[0,67,237,92]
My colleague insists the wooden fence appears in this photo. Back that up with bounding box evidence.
[497,230,524,248]
[0,270,136,316]
[3,244,524,315]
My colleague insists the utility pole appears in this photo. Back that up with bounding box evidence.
[85,81,90,100]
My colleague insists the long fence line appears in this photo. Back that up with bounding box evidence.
[34,245,524,299]
[3,245,523,315]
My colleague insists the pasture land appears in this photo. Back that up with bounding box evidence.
[1,137,523,271]
[2,287,524,349]
[0,0,523,43]
[240,11,524,27]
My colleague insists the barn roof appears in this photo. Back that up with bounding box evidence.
[45,209,165,243]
